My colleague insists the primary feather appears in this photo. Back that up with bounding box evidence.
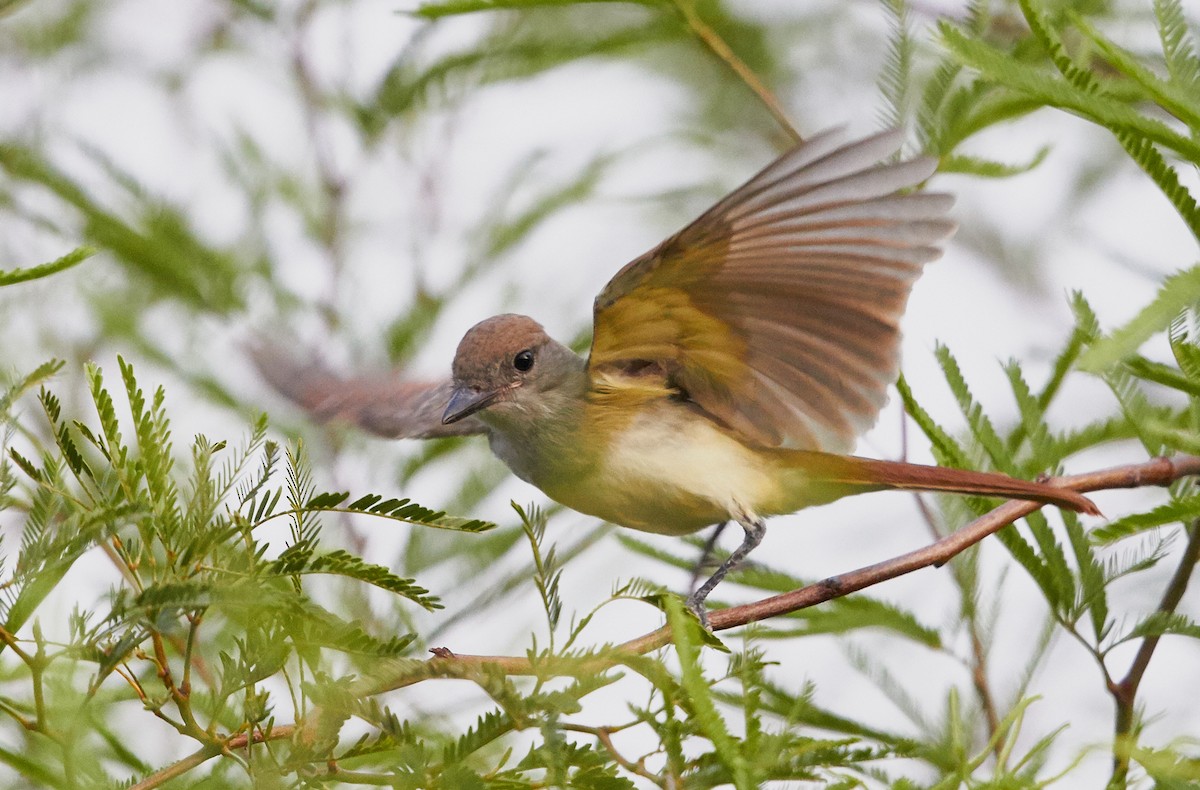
[588,128,957,452]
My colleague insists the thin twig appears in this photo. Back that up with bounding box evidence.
[313,766,396,785]
[1108,517,1200,787]
[898,415,948,541]
[563,723,662,783]
[128,726,297,790]
[316,455,1200,694]
[150,633,199,735]
[127,745,222,790]
[669,0,802,144]
[0,625,34,664]
[969,627,1004,761]
[114,662,188,736]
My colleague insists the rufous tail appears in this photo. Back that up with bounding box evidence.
[777,449,1101,516]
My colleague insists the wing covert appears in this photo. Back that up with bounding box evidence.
[588,128,955,452]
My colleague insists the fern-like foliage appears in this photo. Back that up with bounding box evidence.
[0,246,93,286]
[0,360,497,783]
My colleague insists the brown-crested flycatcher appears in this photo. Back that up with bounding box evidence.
[255,128,1099,624]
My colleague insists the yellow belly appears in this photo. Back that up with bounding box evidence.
[538,403,786,536]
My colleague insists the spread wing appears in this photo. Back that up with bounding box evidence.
[588,128,955,452]
[249,343,486,439]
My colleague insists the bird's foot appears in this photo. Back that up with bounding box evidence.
[684,592,712,631]
[682,512,767,632]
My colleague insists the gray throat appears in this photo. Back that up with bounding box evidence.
[482,362,591,488]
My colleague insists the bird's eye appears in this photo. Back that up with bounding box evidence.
[513,349,535,372]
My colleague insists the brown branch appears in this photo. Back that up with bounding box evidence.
[129,725,297,790]
[562,723,661,783]
[128,745,221,790]
[669,0,802,144]
[135,454,1200,785]
[970,627,1004,760]
[324,455,1200,695]
[1108,517,1200,786]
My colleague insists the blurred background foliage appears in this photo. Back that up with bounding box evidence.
[1,0,1200,786]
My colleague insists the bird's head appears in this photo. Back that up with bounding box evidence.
[442,314,582,426]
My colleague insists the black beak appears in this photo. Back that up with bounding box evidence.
[442,387,502,424]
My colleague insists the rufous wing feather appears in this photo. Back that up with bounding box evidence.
[248,342,487,439]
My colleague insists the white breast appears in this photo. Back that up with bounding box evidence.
[547,405,778,535]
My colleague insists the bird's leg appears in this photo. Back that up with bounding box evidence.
[685,514,766,629]
[688,521,729,596]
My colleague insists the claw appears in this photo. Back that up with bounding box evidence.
[685,513,767,632]
[685,593,712,631]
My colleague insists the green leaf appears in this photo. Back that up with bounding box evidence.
[1074,14,1200,131]
[876,0,913,131]
[86,362,124,465]
[515,501,563,635]
[0,360,64,414]
[1169,310,1200,385]
[939,25,1200,164]
[3,503,123,640]
[311,491,495,532]
[0,144,244,311]
[895,375,972,469]
[1124,357,1200,398]
[39,389,92,480]
[1080,266,1200,372]
[365,12,675,133]
[1130,741,1200,785]
[286,602,419,657]
[666,597,751,788]
[483,152,615,259]
[767,598,942,648]
[1092,494,1200,543]
[305,491,349,509]
[1155,0,1200,90]
[1143,416,1200,454]
[130,580,215,612]
[7,449,42,482]
[990,521,1060,612]
[0,246,94,287]
[441,709,515,765]
[1112,611,1200,646]
[1110,130,1200,244]
[934,344,1011,472]
[1023,509,1078,616]
[1063,509,1108,638]
[271,548,442,611]
[940,146,1049,178]
[1003,361,1052,464]
[1041,307,1095,408]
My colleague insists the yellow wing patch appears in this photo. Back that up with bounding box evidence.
[585,129,955,452]
[590,285,748,393]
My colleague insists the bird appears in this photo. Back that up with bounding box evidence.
[253,128,1099,626]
